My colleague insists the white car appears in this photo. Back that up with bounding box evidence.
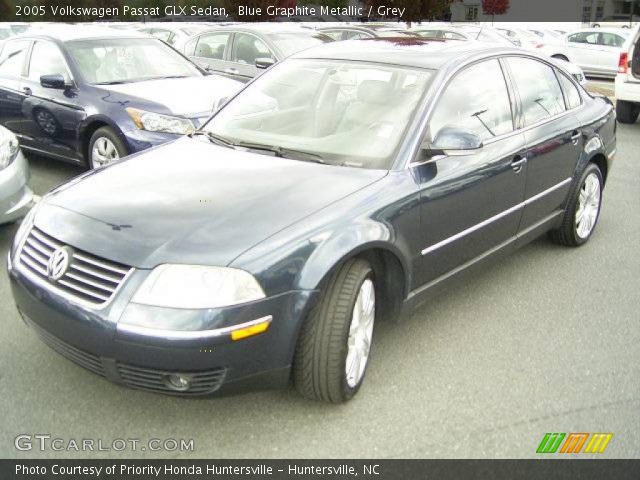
[410,24,587,86]
[136,23,214,49]
[615,24,640,123]
[540,28,630,78]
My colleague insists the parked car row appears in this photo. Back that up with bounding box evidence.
[4,27,616,402]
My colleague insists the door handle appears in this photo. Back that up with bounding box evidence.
[22,87,32,95]
[511,155,527,173]
[570,130,582,145]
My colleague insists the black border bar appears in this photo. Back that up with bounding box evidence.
[3,459,640,480]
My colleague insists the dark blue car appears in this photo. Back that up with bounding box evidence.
[8,39,615,402]
[0,26,241,169]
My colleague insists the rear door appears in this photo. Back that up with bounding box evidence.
[567,31,602,72]
[503,56,583,233]
[597,32,627,75]
[413,58,527,287]
[186,31,232,75]
[0,39,31,139]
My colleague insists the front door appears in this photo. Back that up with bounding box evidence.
[413,58,527,288]
[228,33,277,82]
[19,40,85,162]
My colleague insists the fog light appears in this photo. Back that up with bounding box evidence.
[165,374,191,391]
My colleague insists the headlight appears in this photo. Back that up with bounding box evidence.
[126,108,195,135]
[0,127,19,170]
[132,264,265,309]
[12,201,39,255]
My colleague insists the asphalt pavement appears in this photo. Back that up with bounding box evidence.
[0,80,638,459]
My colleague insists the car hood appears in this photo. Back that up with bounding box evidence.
[36,138,387,269]
[99,75,242,118]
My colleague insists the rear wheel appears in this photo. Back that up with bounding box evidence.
[88,127,128,169]
[550,163,603,247]
[616,100,639,124]
[293,258,375,403]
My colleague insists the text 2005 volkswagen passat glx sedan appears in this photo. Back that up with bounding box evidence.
[8,39,615,402]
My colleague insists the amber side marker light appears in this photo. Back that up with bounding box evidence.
[231,319,271,341]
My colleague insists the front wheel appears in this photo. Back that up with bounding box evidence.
[88,127,128,169]
[550,163,603,247]
[293,258,376,403]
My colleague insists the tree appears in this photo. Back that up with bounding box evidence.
[482,0,509,22]
[365,0,452,23]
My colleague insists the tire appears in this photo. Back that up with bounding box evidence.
[551,54,569,62]
[549,163,603,247]
[616,100,639,124]
[293,258,376,403]
[87,126,128,169]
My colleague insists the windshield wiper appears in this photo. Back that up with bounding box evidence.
[190,131,236,149]
[234,141,327,164]
[94,80,129,85]
[153,75,190,80]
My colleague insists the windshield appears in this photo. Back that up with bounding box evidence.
[267,32,332,57]
[203,59,433,169]
[66,38,201,85]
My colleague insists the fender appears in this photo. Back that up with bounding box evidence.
[294,220,412,296]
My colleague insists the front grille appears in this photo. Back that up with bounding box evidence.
[117,363,227,396]
[29,320,106,377]
[19,227,132,306]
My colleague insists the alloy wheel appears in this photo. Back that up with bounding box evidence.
[91,137,119,168]
[575,172,601,239]
[345,278,375,388]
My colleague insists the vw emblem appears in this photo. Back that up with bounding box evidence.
[47,247,72,282]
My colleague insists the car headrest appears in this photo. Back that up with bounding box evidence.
[357,80,392,104]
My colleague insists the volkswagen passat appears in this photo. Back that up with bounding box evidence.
[8,39,616,402]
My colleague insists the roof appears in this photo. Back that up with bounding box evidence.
[203,23,318,34]
[292,37,512,70]
[11,24,149,42]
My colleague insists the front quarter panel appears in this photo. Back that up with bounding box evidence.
[230,171,421,299]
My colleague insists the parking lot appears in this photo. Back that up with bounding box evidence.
[1,80,639,459]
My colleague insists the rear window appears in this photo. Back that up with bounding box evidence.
[557,72,582,110]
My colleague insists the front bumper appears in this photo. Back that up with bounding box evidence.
[8,248,316,396]
[0,151,34,225]
[121,129,182,155]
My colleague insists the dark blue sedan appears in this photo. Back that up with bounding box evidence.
[0,26,241,168]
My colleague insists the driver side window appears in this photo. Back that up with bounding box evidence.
[428,59,514,144]
[231,33,274,65]
[28,41,71,83]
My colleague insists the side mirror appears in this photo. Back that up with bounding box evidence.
[40,74,67,89]
[213,96,229,112]
[255,57,276,70]
[431,126,483,152]
[195,61,215,74]
[416,127,483,165]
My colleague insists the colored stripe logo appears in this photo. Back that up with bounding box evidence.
[537,433,612,454]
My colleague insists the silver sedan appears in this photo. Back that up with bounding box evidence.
[0,126,33,225]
